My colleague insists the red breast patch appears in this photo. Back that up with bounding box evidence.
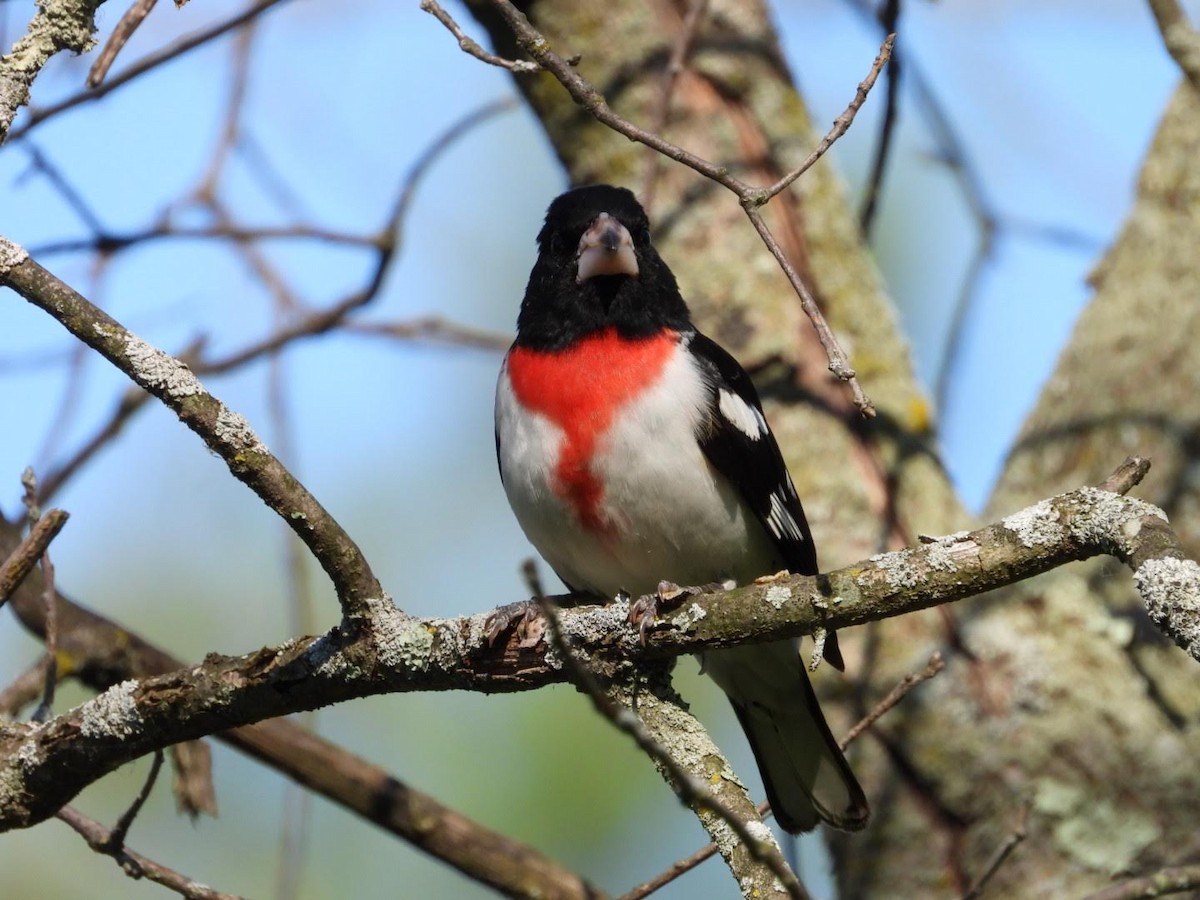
[507,328,677,532]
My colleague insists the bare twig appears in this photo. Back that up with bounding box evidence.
[8,0,295,143]
[39,339,205,502]
[18,144,107,234]
[347,318,511,353]
[1,242,386,619]
[0,509,68,610]
[640,0,709,213]
[750,33,895,205]
[859,0,901,236]
[87,0,159,88]
[1147,0,1200,94]
[524,562,810,900]
[741,205,875,415]
[21,469,59,722]
[1097,455,1152,495]
[0,660,49,717]
[57,803,244,900]
[421,0,542,73]
[959,803,1030,900]
[1083,864,1200,900]
[29,224,379,257]
[838,651,943,749]
[107,749,164,850]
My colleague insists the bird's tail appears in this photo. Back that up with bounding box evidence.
[703,640,869,833]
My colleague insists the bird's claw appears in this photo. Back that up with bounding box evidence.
[627,581,694,645]
[484,600,545,648]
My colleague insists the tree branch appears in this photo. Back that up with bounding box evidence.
[0,457,1193,833]
[0,516,600,899]
[6,0,294,144]
[0,0,104,143]
[529,564,807,899]
[0,509,68,609]
[0,239,385,621]
[57,803,244,900]
[1147,0,1200,94]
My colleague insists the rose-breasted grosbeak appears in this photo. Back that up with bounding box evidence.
[494,184,868,833]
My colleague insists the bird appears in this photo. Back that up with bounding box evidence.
[493,184,868,833]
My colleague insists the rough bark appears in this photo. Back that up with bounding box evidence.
[842,71,1200,900]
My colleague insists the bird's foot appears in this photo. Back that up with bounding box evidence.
[484,600,544,648]
[627,580,729,645]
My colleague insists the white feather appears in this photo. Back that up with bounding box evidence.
[717,388,767,440]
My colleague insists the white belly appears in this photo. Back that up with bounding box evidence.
[496,349,780,598]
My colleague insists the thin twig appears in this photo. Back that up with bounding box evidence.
[0,509,68,610]
[57,803,244,900]
[8,0,293,143]
[346,318,511,353]
[640,0,709,213]
[839,651,943,749]
[39,339,206,502]
[421,0,542,73]
[87,0,159,88]
[196,96,516,375]
[742,205,875,414]
[107,749,164,850]
[859,0,901,236]
[522,561,811,900]
[1097,455,1151,495]
[0,659,50,717]
[19,143,107,234]
[959,803,1030,900]
[29,225,379,257]
[750,33,895,205]
[21,469,59,722]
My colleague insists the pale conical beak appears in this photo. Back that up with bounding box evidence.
[576,213,639,283]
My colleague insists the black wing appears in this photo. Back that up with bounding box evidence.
[690,331,817,575]
[689,331,843,667]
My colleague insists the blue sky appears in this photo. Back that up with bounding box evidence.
[0,1,1194,897]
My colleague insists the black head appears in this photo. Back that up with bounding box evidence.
[515,185,692,349]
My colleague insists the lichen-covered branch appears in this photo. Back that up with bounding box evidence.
[0,510,602,899]
[0,467,1192,833]
[0,0,104,142]
[531,572,805,899]
[0,238,384,621]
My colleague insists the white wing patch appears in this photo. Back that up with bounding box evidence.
[766,490,805,542]
[718,388,767,440]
